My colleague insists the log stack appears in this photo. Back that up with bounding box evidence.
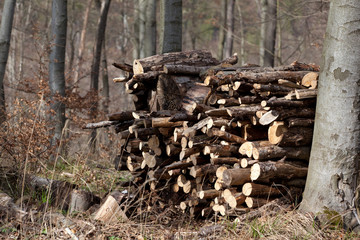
[86,50,319,218]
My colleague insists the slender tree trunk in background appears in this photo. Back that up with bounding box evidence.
[237,2,245,65]
[73,0,92,89]
[223,0,235,59]
[100,40,109,114]
[144,0,156,57]
[217,0,227,60]
[259,0,277,67]
[300,0,360,230]
[132,0,140,59]
[139,0,146,58]
[49,0,67,146]
[0,0,16,124]
[161,0,182,53]
[89,0,111,152]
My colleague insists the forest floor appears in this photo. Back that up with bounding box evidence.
[1,156,358,240]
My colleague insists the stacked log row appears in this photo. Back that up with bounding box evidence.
[87,50,319,218]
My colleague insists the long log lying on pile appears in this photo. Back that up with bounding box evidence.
[88,51,319,219]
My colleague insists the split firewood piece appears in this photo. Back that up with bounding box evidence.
[169,112,198,122]
[238,96,262,105]
[216,166,228,181]
[164,159,193,171]
[114,120,135,133]
[151,117,184,128]
[252,145,310,161]
[84,120,118,129]
[214,179,226,191]
[301,72,318,89]
[189,154,208,165]
[112,62,133,73]
[285,89,318,100]
[217,97,240,107]
[210,157,241,165]
[238,71,310,83]
[179,143,205,160]
[148,168,171,180]
[277,79,306,89]
[290,61,320,72]
[207,128,245,144]
[183,180,197,194]
[183,117,213,137]
[239,141,272,158]
[222,168,251,186]
[245,197,269,209]
[259,110,279,125]
[93,195,128,223]
[226,105,263,118]
[212,204,226,216]
[177,174,188,188]
[240,158,259,168]
[126,154,142,172]
[286,118,314,128]
[189,164,218,178]
[207,118,237,129]
[134,50,219,74]
[142,152,166,168]
[134,128,160,140]
[203,144,239,157]
[190,103,214,116]
[188,134,213,148]
[168,169,182,177]
[242,182,283,197]
[166,144,182,157]
[223,190,246,209]
[126,139,141,153]
[250,161,308,183]
[163,64,209,75]
[107,111,135,121]
[260,108,315,125]
[268,122,313,146]
[198,189,221,200]
[253,83,293,93]
[242,124,268,141]
[261,98,315,108]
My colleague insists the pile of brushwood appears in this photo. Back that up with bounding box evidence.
[84,49,319,221]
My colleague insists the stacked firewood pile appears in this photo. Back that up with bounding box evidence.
[86,50,319,218]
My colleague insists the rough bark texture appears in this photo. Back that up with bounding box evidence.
[223,0,235,59]
[49,0,67,144]
[300,0,360,229]
[161,0,182,53]
[0,0,16,123]
[144,0,157,57]
[259,0,277,67]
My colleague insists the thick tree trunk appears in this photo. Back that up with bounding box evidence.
[89,0,111,151]
[223,0,235,59]
[300,0,360,229]
[259,0,277,67]
[0,0,16,123]
[101,40,109,114]
[49,0,67,145]
[161,0,182,53]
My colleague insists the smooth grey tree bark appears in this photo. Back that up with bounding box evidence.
[300,0,360,229]
[89,0,111,151]
[223,0,235,59]
[49,0,67,144]
[144,0,156,57]
[160,0,182,53]
[259,0,277,67]
[132,0,140,59]
[0,0,16,123]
